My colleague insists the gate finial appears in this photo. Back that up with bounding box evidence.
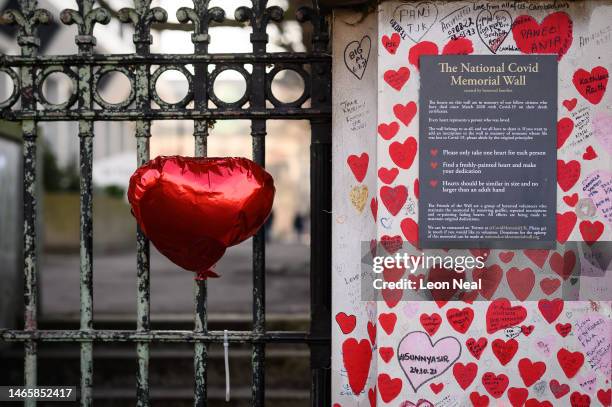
[176,1,225,45]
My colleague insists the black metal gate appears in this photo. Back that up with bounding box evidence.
[0,1,331,405]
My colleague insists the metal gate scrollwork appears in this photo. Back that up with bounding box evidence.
[0,0,332,406]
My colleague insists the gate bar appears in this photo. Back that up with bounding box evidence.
[247,1,271,404]
[1,330,325,343]
[193,122,208,407]
[0,52,330,66]
[15,0,44,405]
[135,121,151,407]
[74,2,97,403]
[188,3,221,403]
[297,7,333,406]
[22,120,38,407]
[129,3,157,405]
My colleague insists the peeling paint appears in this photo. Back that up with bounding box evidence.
[1,1,332,406]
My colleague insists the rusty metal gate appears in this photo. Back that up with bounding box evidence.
[0,0,331,405]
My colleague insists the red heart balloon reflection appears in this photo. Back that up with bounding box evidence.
[128,156,275,278]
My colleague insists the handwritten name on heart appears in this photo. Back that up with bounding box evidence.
[582,170,612,227]
[573,66,608,105]
[393,2,438,43]
[575,314,611,379]
[486,299,527,334]
[344,36,371,80]
[476,10,512,53]
[397,331,461,391]
[511,11,573,61]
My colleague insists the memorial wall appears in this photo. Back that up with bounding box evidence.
[332,1,611,406]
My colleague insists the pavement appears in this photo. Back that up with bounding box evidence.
[41,241,310,319]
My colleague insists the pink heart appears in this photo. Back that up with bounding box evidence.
[593,111,612,156]
[582,170,612,227]
[576,372,597,394]
[400,400,435,407]
[575,314,611,378]
[402,302,420,318]
[398,331,461,391]
[534,334,558,358]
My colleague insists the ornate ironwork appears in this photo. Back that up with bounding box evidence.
[0,0,332,406]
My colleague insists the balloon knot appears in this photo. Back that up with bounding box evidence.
[195,269,220,280]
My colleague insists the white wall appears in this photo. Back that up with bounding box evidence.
[332,1,612,406]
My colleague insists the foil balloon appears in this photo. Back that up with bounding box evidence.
[128,156,275,279]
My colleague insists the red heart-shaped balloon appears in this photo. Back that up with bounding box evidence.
[128,156,275,278]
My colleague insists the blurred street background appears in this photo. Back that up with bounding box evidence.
[0,0,316,405]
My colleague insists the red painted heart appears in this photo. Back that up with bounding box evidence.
[370,197,377,222]
[470,391,489,407]
[347,153,369,182]
[379,347,394,363]
[389,136,418,169]
[384,67,410,91]
[380,185,408,216]
[579,220,604,245]
[419,313,442,336]
[508,387,529,407]
[381,234,403,254]
[555,322,571,337]
[466,337,487,360]
[525,399,553,407]
[557,348,584,379]
[570,391,591,407]
[442,37,474,55]
[400,217,419,248]
[342,338,372,395]
[430,383,444,394]
[557,211,577,243]
[512,11,573,60]
[557,117,574,149]
[597,389,611,407]
[382,33,401,54]
[491,338,518,366]
[486,299,527,334]
[499,251,514,263]
[473,265,502,300]
[335,312,356,334]
[408,41,438,70]
[378,167,399,184]
[507,267,535,301]
[446,307,474,334]
[378,373,402,403]
[538,298,564,324]
[518,358,546,387]
[481,372,509,399]
[378,121,399,140]
[523,249,550,268]
[573,66,609,104]
[393,102,418,126]
[367,321,376,345]
[557,159,581,192]
[453,362,478,390]
[549,379,570,399]
[563,98,577,111]
[549,250,576,280]
[563,193,578,207]
[378,312,397,335]
[583,146,597,160]
[540,278,561,295]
